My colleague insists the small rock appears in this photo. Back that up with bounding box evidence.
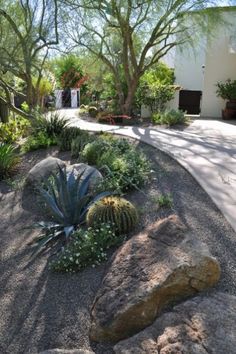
[27,157,66,186]
[90,215,220,342]
[114,292,236,354]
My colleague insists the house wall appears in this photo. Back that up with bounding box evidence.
[201,11,236,117]
[174,44,206,91]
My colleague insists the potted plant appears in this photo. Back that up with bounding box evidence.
[216,79,236,119]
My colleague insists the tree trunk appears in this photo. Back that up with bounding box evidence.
[0,97,9,123]
[122,79,139,116]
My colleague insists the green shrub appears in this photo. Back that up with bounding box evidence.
[81,138,109,165]
[152,109,186,126]
[153,193,173,208]
[0,116,30,143]
[71,131,92,158]
[216,79,236,100]
[81,134,150,192]
[88,106,98,118]
[32,166,112,253]
[0,143,20,180]
[50,223,121,272]
[21,131,56,152]
[87,196,138,235]
[58,127,85,151]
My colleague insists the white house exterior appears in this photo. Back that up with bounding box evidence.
[168,6,236,118]
[55,89,80,109]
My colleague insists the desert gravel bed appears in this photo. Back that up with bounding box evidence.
[0,141,235,354]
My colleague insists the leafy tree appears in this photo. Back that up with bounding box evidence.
[62,0,224,115]
[52,54,88,95]
[0,0,59,117]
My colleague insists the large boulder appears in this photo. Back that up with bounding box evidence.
[90,215,220,342]
[114,292,236,354]
[27,157,66,186]
[66,163,103,191]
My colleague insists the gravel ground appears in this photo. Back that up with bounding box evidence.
[0,141,236,354]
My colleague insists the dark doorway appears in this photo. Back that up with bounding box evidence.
[77,90,80,107]
[179,90,202,114]
[62,89,71,107]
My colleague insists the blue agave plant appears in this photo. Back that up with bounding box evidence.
[34,165,112,252]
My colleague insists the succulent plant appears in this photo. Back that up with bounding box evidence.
[33,165,113,252]
[86,196,138,235]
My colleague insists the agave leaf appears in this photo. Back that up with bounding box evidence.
[64,225,75,239]
[39,188,65,223]
[77,170,95,199]
[73,195,91,224]
[33,221,62,229]
[34,230,63,252]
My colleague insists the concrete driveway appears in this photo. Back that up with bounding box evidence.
[59,108,236,232]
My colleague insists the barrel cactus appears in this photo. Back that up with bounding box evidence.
[86,196,138,235]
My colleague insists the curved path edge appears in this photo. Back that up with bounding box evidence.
[61,109,236,233]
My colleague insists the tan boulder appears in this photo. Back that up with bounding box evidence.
[114,292,236,354]
[90,215,220,342]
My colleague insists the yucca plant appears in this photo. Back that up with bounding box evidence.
[34,166,112,252]
[0,143,20,180]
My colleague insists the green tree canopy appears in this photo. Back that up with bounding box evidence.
[61,0,225,114]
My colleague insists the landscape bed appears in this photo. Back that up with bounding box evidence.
[0,135,236,354]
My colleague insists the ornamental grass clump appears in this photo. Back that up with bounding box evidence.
[50,223,121,272]
[0,143,20,180]
[86,196,138,235]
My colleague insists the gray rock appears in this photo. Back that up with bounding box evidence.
[114,292,236,354]
[39,349,94,354]
[27,157,66,186]
[66,163,103,191]
[90,215,220,342]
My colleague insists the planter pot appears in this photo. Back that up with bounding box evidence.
[226,99,236,110]
[222,108,236,120]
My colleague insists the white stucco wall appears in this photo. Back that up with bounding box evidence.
[174,43,206,91]
[201,11,236,118]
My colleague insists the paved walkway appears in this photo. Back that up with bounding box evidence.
[60,108,236,232]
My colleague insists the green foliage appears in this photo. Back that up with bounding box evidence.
[71,131,92,158]
[88,106,98,118]
[87,196,138,235]
[81,138,109,165]
[135,62,176,112]
[21,102,30,113]
[0,143,20,180]
[32,111,69,138]
[33,166,112,253]
[52,54,87,94]
[21,131,57,152]
[32,76,53,97]
[81,134,150,192]
[58,127,86,151]
[152,109,186,126]
[216,79,236,100]
[50,223,121,272]
[153,193,173,208]
[0,115,30,143]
